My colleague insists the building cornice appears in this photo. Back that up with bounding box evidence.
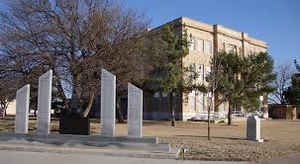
[181,17,268,49]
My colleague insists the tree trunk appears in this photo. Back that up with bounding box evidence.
[57,83,70,112]
[70,74,83,114]
[81,92,95,118]
[116,97,125,123]
[159,92,163,116]
[53,70,71,113]
[214,93,219,113]
[171,105,176,127]
[0,103,7,118]
[169,92,175,127]
[0,108,3,118]
[208,105,211,140]
[34,108,37,117]
[228,101,233,125]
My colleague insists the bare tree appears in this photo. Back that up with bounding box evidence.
[269,64,295,104]
[0,0,150,118]
[193,52,223,140]
[0,75,18,118]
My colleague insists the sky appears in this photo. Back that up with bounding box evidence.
[125,0,300,67]
[0,0,299,67]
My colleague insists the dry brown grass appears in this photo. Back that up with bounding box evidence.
[1,116,300,161]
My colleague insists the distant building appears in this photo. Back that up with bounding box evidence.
[144,17,268,121]
[5,99,16,115]
[3,99,55,116]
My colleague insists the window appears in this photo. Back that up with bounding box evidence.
[226,44,233,53]
[189,34,195,51]
[203,93,207,111]
[189,90,196,112]
[189,63,196,79]
[197,39,204,52]
[227,44,237,53]
[190,63,196,71]
[239,47,243,55]
[198,92,205,111]
[249,48,254,55]
[205,66,211,78]
[198,64,204,81]
[204,40,212,54]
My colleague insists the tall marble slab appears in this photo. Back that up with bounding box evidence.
[15,85,30,134]
[127,83,143,138]
[247,116,263,142]
[37,70,53,135]
[101,69,116,137]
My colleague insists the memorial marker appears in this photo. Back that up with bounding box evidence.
[127,83,143,138]
[247,116,263,142]
[37,70,53,135]
[15,84,30,134]
[101,69,116,137]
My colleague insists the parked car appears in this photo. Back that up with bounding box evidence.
[246,111,264,118]
[232,111,245,117]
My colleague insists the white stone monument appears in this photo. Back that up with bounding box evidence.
[247,116,263,142]
[101,69,116,137]
[127,83,143,138]
[15,84,30,134]
[37,70,53,135]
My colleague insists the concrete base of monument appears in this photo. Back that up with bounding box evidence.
[248,138,264,143]
[0,133,170,154]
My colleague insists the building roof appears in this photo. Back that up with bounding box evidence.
[152,17,267,48]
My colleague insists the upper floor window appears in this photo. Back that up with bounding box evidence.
[189,63,196,79]
[189,34,195,51]
[204,40,212,54]
[205,66,211,78]
[226,44,237,54]
[198,64,204,81]
[239,47,243,55]
[197,39,204,52]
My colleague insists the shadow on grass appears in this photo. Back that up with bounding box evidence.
[219,124,240,127]
[143,120,171,126]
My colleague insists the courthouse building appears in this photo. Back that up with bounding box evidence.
[143,17,268,121]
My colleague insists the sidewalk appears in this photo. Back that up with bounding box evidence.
[0,150,249,164]
[0,133,174,159]
[1,133,299,163]
[0,141,175,159]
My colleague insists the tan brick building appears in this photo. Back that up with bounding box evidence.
[144,17,268,121]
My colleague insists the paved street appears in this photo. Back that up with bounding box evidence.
[0,150,247,164]
[256,154,300,164]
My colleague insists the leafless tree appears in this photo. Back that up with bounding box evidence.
[0,0,150,118]
[269,63,295,104]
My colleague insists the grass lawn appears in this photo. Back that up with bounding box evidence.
[1,116,300,161]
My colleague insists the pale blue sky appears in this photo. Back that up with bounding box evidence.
[1,1,299,67]
[125,0,300,67]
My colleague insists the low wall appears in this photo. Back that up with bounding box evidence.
[269,104,297,120]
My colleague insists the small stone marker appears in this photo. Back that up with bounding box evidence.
[37,70,53,135]
[127,83,143,138]
[247,116,263,142]
[101,69,116,137]
[15,84,30,134]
